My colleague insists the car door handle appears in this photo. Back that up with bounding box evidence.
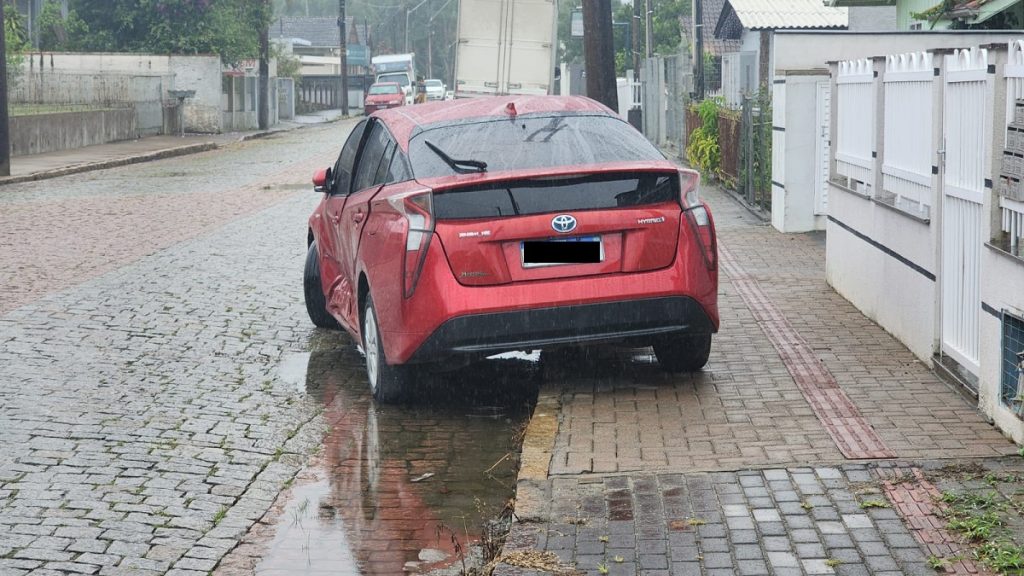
[352,212,365,223]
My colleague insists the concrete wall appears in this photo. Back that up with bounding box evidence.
[16,53,224,133]
[10,108,138,156]
[820,40,1024,444]
[825,185,938,362]
[980,247,1024,444]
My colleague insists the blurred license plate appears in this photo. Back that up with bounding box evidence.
[521,236,603,267]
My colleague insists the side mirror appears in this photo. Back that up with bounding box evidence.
[313,168,330,193]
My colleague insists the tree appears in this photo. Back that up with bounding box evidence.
[4,3,27,75]
[43,0,273,65]
[558,0,688,70]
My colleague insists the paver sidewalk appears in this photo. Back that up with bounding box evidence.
[496,182,1020,576]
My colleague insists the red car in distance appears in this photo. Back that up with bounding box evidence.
[304,96,719,402]
[363,82,405,115]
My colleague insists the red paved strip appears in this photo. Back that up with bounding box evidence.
[719,244,896,460]
[878,467,990,575]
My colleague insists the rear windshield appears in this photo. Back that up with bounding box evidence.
[369,84,400,95]
[408,114,664,179]
[426,80,443,87]
[378,73,409,88]
[433,172,678,220]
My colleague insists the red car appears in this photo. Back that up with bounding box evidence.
[363,82,405,115]
[304,96,719,402]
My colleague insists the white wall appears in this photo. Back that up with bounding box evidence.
[20,53,225,133]
[980,248,1024,444]
[778,75,828,232]
[825,185,938,361]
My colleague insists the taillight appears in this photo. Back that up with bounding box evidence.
[387,189,434,298]
[685,203,717,271]
[679,168,700,208]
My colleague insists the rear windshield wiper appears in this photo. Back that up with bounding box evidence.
[424,140,488,174]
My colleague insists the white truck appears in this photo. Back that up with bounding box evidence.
[371,53,417,105]
[454,0,558,97]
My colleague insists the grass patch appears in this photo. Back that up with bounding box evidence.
[859,499,890,509]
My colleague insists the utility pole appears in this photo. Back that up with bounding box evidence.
[644,0,653,57]
[258,0,270,130]
[338,0,349,115]
[0,4,11,177]
[695,0,705,99]
[583,0,617,111]
[631,0,640,80]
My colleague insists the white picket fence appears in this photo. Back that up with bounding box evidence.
[882,52,933,216]
[835,59,875,187]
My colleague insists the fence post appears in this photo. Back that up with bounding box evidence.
[742,96,754,205]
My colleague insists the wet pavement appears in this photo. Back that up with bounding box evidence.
[219,336,539,576]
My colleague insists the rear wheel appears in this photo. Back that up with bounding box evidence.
[363,296,413,403]
[653,333,712,373]
[303,242,340,329]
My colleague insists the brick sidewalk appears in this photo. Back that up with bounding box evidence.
[497,183,1019,576]
[547,184,1013,476]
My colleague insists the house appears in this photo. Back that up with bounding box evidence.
[822,38,1024,444]
[680,0,742,95]
[829,0,1023,30]
[272,17,372,77]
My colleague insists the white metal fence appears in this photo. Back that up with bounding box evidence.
[1003,196,1024,257]
[882,52,934,216]
[836,59,875,187]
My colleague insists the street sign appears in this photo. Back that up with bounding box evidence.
[347,44,369,67]
[571,10,583,37]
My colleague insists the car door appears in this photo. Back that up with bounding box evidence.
[333,120,393,330]
[322,119,368,323]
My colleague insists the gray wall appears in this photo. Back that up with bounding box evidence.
[847,6,898,32]
[10,108,138,156]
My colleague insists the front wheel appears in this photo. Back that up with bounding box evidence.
[303,242,340,329]
[363,296,413,403]
[653,333,712,373]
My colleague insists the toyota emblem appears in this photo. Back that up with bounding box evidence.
[551,214,577,234]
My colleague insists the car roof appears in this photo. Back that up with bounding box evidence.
[375,95,616,151]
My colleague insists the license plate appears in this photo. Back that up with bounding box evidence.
[521,236,603,267]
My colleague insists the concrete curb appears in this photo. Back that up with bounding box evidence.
[512,389,560,523]
[0,142,220,187]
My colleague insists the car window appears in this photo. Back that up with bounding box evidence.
[369,84,400,95]
[374,140,396,186]
[353,122,389,193]
[406,114,662,179]
[333,119,368,195]
[388,149,413,183]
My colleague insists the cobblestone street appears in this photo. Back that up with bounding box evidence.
[0,123,358,575]
[2,120,1023,576]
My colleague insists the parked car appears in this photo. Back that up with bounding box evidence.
[363,82,404,115]
[304,96,719,402]
[424,79,445,101]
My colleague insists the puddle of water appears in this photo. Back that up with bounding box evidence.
[259,338,538,575]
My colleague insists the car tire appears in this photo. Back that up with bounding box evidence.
[653,333,712,373]
[363,295,412,403]
[303,241,340,330]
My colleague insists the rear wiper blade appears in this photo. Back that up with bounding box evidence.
[424,140,487,173]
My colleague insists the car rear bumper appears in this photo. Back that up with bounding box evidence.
[405,296,714,363]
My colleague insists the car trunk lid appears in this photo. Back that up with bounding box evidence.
[431,170,682,286]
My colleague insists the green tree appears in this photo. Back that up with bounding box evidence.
[4,3,29,80]
[47,0,273,65]
[558,0,688,69]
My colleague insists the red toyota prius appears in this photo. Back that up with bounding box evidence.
[304,96,719,402]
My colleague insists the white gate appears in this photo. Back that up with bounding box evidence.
[941,47,990,377]
[814,81,831,215]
